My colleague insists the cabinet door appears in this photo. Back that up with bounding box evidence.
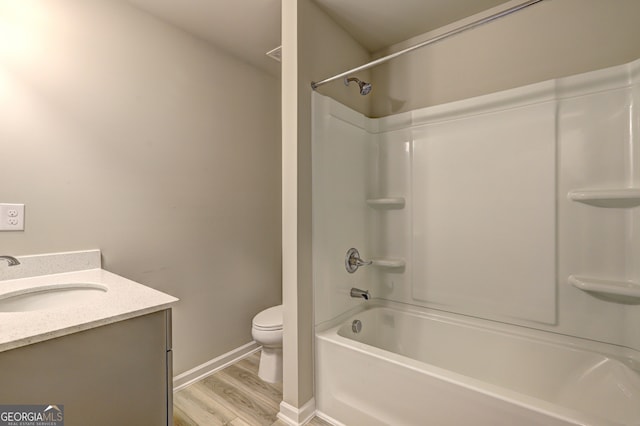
[0,310,169,426]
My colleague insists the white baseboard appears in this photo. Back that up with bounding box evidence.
[314,411,343,426]
[277,398,316,426]
[172,341,260,391]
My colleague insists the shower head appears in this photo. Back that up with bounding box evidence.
[344,77,372,95]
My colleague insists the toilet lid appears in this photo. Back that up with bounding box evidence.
[253,305,283,331]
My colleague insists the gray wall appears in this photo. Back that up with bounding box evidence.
[0,0,281,375]
[371,0,640,117]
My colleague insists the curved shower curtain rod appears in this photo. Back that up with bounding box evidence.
[310,0,545,91]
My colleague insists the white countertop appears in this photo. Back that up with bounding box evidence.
[0,252,178,353]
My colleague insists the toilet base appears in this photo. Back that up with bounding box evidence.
[258,346,282,383]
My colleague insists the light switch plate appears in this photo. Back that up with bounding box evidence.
[0,203,25,231]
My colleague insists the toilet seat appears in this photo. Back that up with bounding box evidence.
[252,305,282,331]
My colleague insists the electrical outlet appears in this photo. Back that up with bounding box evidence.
[0,203,25,231]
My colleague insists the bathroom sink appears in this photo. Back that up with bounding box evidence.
[0,283,108,312]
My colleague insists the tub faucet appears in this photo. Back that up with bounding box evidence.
[350,288,370,300]
[0,256,20,266]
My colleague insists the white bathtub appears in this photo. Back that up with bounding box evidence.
[315,302,640,426]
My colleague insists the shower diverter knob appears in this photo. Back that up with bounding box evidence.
[345,248,373,273]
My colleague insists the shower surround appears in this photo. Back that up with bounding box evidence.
[312,58,640,425]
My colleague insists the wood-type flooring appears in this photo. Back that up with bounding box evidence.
[173,351,332,426]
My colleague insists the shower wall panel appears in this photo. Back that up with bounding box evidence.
[312,95,375,324]
[313,58,640,350]
[411,102,556,325]
[368,128,412,304]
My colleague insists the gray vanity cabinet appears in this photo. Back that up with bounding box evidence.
[0,309,173,425]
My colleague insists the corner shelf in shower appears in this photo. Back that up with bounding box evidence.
[366,198,406,209]
[569,275,640,299]
[568,188,640,208]
[371,258,405,269]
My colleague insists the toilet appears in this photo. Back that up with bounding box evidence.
[251,305,283,383]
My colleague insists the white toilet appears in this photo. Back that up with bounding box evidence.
[251,305,283,383]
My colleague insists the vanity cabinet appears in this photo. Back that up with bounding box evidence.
[0,309,173,425]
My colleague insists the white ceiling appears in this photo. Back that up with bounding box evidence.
[125,0,512,76]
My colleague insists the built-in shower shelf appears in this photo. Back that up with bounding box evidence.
[371,258,405,269]
[366,198,406,209]
[568,188,640,207]
[569,275,640,299]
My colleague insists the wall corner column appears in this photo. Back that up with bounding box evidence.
[280,0,315,424]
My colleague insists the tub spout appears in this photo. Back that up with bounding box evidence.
[0,256,20,266]
[350,288,370,300]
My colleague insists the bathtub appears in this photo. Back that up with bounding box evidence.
[315,302,640,426]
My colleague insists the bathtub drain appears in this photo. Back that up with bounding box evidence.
[352,319,362,334]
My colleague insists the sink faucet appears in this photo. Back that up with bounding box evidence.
[0,256,20,266]
[350,288,370,300]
